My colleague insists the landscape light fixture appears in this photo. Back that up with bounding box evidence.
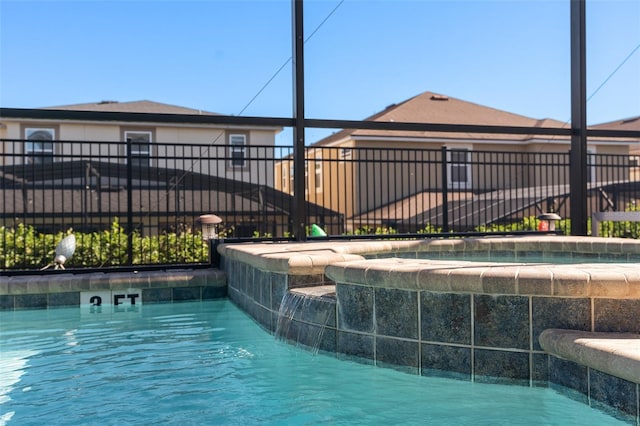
[537,213,562,232]
[199,214,223,240]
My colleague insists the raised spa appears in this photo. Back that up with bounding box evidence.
[220,235,640,422]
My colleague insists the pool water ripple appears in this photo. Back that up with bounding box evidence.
[0,300,629,425]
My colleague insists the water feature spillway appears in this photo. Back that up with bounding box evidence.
[275,287,336,354]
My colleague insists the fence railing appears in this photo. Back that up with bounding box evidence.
[2,138,640,271]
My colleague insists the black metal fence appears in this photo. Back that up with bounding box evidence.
[292,145,640,234]
[2,137,640,271]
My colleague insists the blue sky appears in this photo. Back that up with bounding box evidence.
[1,0,639,144]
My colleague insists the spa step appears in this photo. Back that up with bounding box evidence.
[539,329,640,384]
[290,285,336,299]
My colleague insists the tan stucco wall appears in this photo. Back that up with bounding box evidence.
[0,119,279,185]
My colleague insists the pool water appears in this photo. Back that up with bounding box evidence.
[0,300,626,425]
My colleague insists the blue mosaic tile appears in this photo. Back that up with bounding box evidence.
[48,292,80,307]
[318,328,337,354]
[337,331,374,363]
[474,294,529,350]
[294,296,336,328]
[253,303,272,331]
[253,268,270,305]
[548,356,589,405]
[594,299,640,333]
[474,349,529,384]
[532,352,549,386]
[421,292,471,344]
[172,286,201,301]
[295,322,332,352]
[336,284,374,333]
[532,297,590,350]
[289,273,327,288]
[14,294,48,310]
[270,273,288,312]
[0,295,14,310]
[590,369,638,423]
[421,343,471,380]
[143,287,172,303]
[376,336,419,374]
[202,285,227,299]
[375,287,418,339]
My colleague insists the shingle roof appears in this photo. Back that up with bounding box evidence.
[43,100,219,116]
[590,116,640,132]
[314,91,568,145]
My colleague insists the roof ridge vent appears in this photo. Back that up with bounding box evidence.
[98,100,119,104]
[430,95,449,101]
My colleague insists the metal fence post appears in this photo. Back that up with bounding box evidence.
[441,146,449,233]
[570,0,588,235]
[126,138,134,265]
[292,0,307,241]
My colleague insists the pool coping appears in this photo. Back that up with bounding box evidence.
[219,235,640,298]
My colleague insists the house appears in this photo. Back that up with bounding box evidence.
[275,91,638,232]
[0,100,280,182]
[0,100,336,237]
[591,116,640,184]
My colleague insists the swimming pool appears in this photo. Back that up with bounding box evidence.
[0,300,626,425]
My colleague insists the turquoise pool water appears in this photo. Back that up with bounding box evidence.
[0,300,626,425]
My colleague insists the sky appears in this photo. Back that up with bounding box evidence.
[1,0,639,145]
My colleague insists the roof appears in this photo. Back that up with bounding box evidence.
[42,100,220,116]
[592,116,640,153]
[0,160,339,218]
[352,179,640,231]
[314,91,569,145]
[590,116,640,132]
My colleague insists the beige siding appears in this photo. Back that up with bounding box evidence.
[0,119,278,186]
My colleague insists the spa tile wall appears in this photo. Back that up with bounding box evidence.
[549,357,639,424]
[224,257,639,423]
[0,269,227,310]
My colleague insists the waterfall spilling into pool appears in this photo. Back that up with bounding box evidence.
[274,289,336,355]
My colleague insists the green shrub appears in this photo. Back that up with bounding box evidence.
[0,219,209,270]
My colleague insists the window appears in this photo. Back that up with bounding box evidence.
[25,128,54,164]
[447,148,472,189]
[340,148,352,159]
[125,131,152,167]
[314,153,322,191]
[229,134,246,168]
[587,148,596,183]
[282,165,288,190]
[289,165,295,193]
